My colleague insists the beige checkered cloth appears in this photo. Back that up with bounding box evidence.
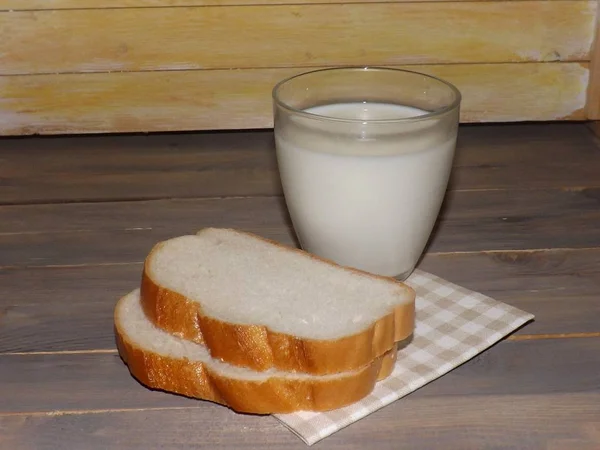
[274,269,535,445]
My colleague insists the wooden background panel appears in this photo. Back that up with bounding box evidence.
[430,63,588,122]
[1,393,599,450]
[1,249,598,353]
[0,63,588,135]
[0,2,594,75]
[0,0,572,10]
[1,124,599,204]
[586,0,600,118]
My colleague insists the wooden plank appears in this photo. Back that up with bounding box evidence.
[431,187,600,251]
[2,123,599,205]
[587,0,600,119]
[0,0,574,11]
[1,393,599,449]
[1,338,598,413]
[418,250,600,336]
[1,188,599,267]
[0,201,296,267]
[0,63,589,135]
[451,123,600,189]
[0,197,294,241]
[0,352,201,413]
[0,264,142,353]
[1,249,598,353]
[0,131,282,203]
[0,3,594,76]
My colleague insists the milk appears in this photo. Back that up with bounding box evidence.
[275,102,457,278]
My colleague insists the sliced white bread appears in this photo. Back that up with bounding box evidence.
[115,289,398,414]
[140,228,415,375]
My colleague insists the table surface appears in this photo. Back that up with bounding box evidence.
[1,122,599,449]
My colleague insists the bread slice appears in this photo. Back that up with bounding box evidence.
[115,289,398,414]
[140,228,415,375]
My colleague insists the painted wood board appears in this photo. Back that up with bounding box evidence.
[0,2,595,75]
[0,0,579,10]
[586,0,600,118]
[0,63,589,135]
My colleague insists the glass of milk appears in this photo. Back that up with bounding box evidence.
[272,67,461,280]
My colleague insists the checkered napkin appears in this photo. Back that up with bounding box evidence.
[274,269,535,445]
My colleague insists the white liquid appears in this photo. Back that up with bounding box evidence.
[275,102,457,278]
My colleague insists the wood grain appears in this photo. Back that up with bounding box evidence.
[0,199,297,267]
[0,264,142,353]
[1,188,599,267]
[0,3,594,76]
[448,122,600,189]
[0,0,576,10]
[0,63,589,135]
[587,0,600,119]
[1,248,598,353]
[1,338,598,413]
[0,131,281,203]
[419,249,600,335]
[2,123,599,204]
[1,393,599,449]
[0,122,598,449]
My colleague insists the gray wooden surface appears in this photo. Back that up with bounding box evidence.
[1,123,599,449]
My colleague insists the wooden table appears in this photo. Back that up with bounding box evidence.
[1,123,599,449]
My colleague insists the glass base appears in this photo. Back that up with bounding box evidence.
[393,267,415,282]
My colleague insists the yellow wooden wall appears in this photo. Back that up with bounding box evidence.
[0,0,598,135]
[587,0,600,119]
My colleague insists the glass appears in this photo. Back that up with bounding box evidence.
[272,67,461,279]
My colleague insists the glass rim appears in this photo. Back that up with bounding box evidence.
[272,66,462,124]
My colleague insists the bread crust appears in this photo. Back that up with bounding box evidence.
[115,302,397,414]
[140,230,415,376]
